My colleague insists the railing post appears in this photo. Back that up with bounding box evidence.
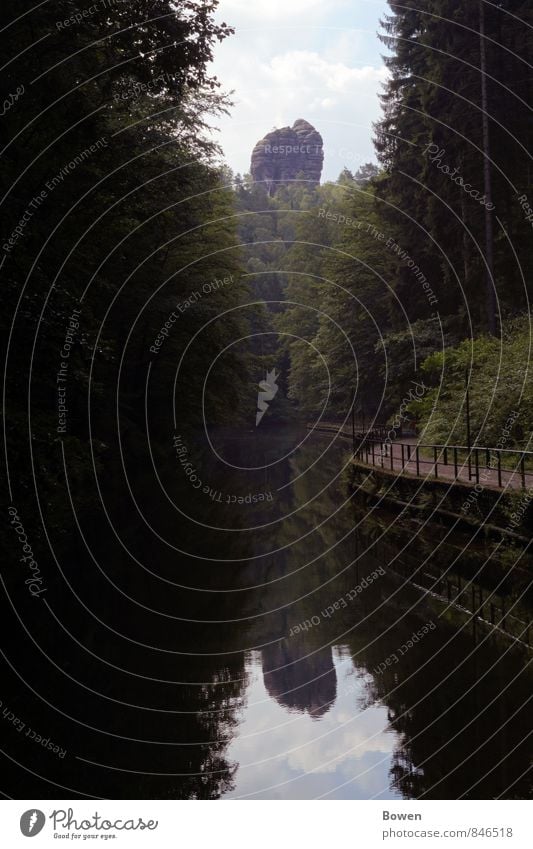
[454,446,458,478]
[521,454,526,489]
[466,373,472,479]
[434,446,438,478]
[475,449,479,484]
[416,446,420,476]
[371,441,375,465]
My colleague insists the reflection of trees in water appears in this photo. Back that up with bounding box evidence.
[339,558,533,800]
[252,436,533,800]
[85,430,531,800]
[3,603,248,800]
[344,467,533,799]
[376,639,533,800]
[136,658,247,800]
[262,639,337,719]
[4,439,259,800]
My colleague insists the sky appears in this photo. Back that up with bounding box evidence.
[210,0,390,182]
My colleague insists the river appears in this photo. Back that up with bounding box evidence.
[6,427,533,799]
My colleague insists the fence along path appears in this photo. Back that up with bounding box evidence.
[308,421,533,491]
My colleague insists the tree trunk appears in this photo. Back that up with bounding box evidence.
[479,0,497,335]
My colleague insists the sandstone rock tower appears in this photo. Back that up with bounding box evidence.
[250,119,324,195]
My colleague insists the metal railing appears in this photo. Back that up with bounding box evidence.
[308,421,533,491]
[308,420,393,441]
[355,438,533,491]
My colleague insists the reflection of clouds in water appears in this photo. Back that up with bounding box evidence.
[224,649,400,798]
[287,707,395,775]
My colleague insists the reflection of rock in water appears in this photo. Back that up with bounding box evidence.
[262,640,337,718]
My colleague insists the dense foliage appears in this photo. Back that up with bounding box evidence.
[1,0,251,536]
[241,1,532,450]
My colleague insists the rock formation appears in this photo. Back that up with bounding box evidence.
[250,119,324,194]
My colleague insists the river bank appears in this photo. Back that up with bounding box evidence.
[349,457,533,542]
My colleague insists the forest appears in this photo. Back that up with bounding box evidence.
[3,1,532,542]
[1,0,255,546]
[232,0,532,452]
[1,0,533,808]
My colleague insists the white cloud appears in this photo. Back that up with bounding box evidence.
[210,46,387,180]
[208,0,390,180]
[265,50,385,97]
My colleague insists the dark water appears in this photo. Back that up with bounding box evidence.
[3,428,533,799]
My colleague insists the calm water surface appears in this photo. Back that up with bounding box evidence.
[5,427,533,799]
